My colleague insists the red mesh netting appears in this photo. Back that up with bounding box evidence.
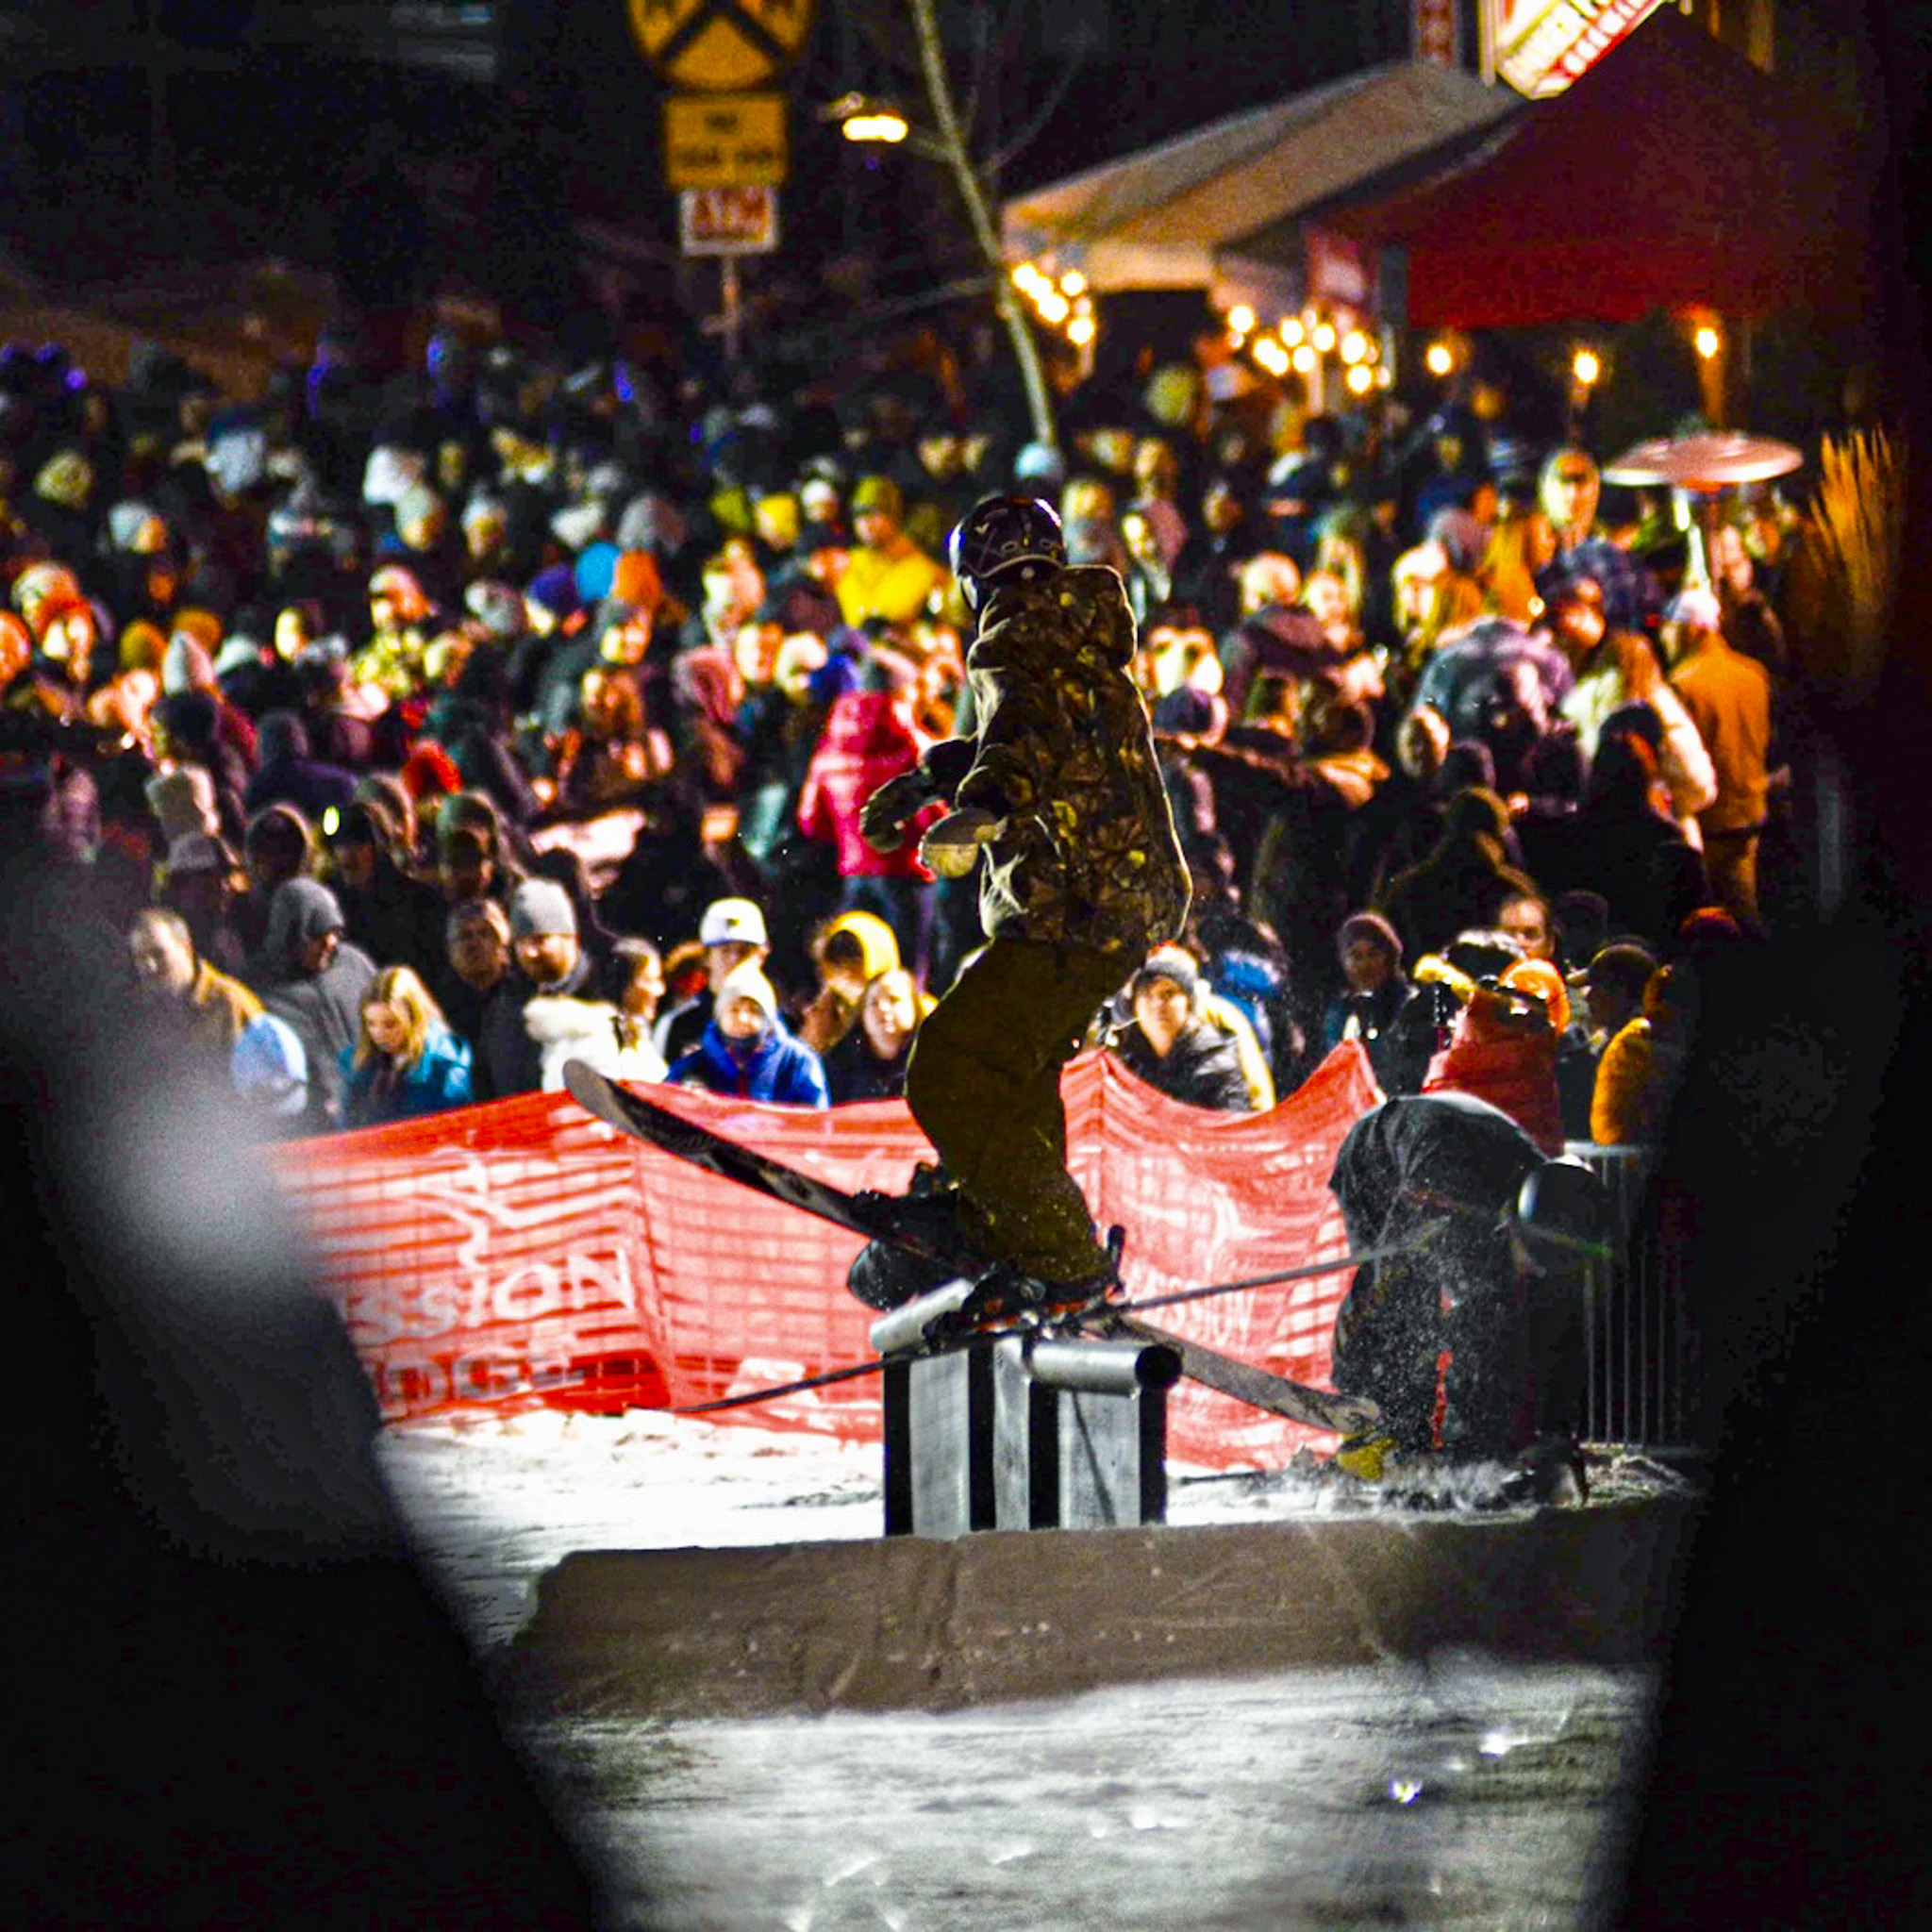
[270,1044,1381,1471]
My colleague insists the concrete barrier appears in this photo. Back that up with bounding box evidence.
[505,1499,1695,1719]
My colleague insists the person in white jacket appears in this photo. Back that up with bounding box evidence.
[1546,575,1715,846]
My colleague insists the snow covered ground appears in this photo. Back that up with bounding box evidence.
[378,1411,1664,1928]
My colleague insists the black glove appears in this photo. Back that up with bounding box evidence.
[859,770,938,854]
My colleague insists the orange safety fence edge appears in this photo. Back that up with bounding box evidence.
[268,1043,1383,1471]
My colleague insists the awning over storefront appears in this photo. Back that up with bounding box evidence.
[999,61,1518,312]
[1288,9,1858,328]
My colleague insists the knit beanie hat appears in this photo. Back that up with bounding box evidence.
[509,877,577,941]
[1338,910,1403,967]
[526,563,580,624]
[1130,945,1200,1003]
[145,765,220,842]
[609,549,664,614]
[714,958,778,1024]
[573,541,621,604]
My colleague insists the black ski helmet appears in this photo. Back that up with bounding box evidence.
[949,494,1066,608]
[1509,1158,1608,1269]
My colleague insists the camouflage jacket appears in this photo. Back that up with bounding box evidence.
[937,565,1190,957]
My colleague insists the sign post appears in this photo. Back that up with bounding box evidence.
[628,0,815,362]
[677,187,779,363]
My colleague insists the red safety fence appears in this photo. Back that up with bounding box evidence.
[269,1044,1383,1470]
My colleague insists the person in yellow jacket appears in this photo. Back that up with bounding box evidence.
[835,477,950,627]
[1591,958,1693,1146]
[129,906,264,1071]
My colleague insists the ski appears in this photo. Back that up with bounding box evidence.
[1083,1310,1380,1437]
[563,1058,1375,1433]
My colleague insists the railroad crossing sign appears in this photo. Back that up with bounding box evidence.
[627,0,816,93]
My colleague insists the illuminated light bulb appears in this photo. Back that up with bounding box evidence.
[1252,339,1288,376]
[1694,325,1722,359]
[1279,317,1306,346]
[1425,341,1454,376]
[1036,291,1071,325]
[1311,321,1337,353]
[1011,263,1042,292]
[1060,270,1086,296]
[1067,315,1096,346]
[1374,364,1393,388]
[842,111,908,143]
[1226,304,1256,336]
[1341,329,1369,364]
[1291,343,1318,375]
[1345,362,1374,396]
[1572,347,1602,386]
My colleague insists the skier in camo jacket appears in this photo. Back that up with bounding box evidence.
[850,495,1191,1307]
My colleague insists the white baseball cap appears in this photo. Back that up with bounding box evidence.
[699,897,768,948]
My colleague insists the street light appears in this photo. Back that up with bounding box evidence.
[843,110,909,143]
[824,93,916,147]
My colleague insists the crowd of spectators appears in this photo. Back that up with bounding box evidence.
[0,317,1800,1151]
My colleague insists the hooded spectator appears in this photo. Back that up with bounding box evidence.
[252,877,379,1126]
[666,958,829,1105]
[323,798,446,983]
[1374,787,1544,962]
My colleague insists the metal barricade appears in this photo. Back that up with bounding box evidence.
[1564,1142,1698,1458]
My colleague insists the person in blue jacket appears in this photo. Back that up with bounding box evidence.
[666,959,829,1107]
[340,964,474,1127]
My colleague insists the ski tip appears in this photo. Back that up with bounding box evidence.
[561,1057,640,1131]
[561,1057,611,1111]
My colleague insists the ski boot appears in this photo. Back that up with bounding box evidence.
[846,1164,981,1310]
[948,1222,1124,1333]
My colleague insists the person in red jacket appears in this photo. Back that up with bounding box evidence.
[1422,953,1571,1156]
[796,641,940,983]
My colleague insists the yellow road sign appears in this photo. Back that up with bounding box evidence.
[664,92,788,190]
[627,0,814,93]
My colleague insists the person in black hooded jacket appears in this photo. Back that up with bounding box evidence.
[250,875,378,1127]
[1108,948,1254,1113]
[321,800,446,984]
